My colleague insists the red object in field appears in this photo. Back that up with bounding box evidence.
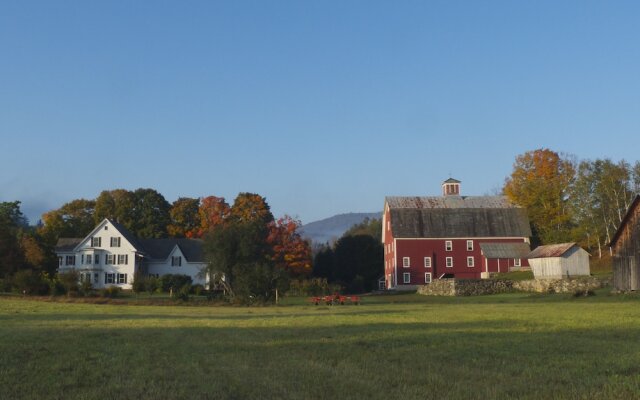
[308,294,360,305]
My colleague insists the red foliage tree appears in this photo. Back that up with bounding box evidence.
[267,215,312,277]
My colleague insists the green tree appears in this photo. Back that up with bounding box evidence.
[168,197,201,238]
[332,235,383,293]
[504,149,575,245]
[94,189,137,228]
[39,199,96,243]
[131,188,170,238]
[344,217,383,242]
[0,201,26,278]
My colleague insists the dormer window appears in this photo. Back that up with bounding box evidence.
[110,237,121,247]
[171,256,182,267]
[91,237,101,247]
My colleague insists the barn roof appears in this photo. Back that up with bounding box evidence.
[527,243,578,259]
[480,243,531,259]
[610,195,640,247]
[386,196,531,239]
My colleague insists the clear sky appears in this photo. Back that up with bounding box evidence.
[1,1,639,224]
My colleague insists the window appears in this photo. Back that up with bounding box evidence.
[81,254,84,264]
[110,237,121,247]
[86,255,93,265]
[403,272,411,284]
[467,256,474,268]
[467,240,473,251]
[91,237,101,247]
[446,257,453,268]
[58,256,63,266]
[117,254,128,265]
[514,258,521,267]
[95,255,100,265]
[107,254,115,265]
[445,241,453,251]
[424,257,432,268]
[65,255,75,266]
[171,256,182,267]
[117,273,127,284]
[105,273,115,284]
[424,273,432,284]
[402,257,410,268]
[94,273,99,282]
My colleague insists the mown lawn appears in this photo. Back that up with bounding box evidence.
[1,291,639,400]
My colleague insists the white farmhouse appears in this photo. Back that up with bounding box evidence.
[526,242,590,279]
[55,219,208,289]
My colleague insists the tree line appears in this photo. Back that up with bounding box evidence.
[504,148,640,257]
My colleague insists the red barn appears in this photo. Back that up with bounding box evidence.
[382,179,532,290]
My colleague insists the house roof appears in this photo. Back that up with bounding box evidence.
[108,219,144,252]
[480,243,531,259]
[386,196,531,239]
[526,243,578,259]
[137,238,205,262]
[610,195,640,247]
[55,238,83,252]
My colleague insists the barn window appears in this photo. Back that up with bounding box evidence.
[402,257,410,268]
[514,258,521,267]
[424,273,432,284]
[424,257,432,268]
[467,240,473,251]
[403,272,411,284]
[445,241,453,251]
[467,256,474,268]
[446,257,453,267]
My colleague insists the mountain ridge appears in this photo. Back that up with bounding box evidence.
[300,212,382,244]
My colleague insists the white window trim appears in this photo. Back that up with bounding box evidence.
[403,272,411,284]
[445,240,453,251]
[446,257,453,268]
[424,272,432,284]
[402,257,410,268]
[467,256,474,268]
[424,257,432,268]
[467,240,473,251]
[514,258,521,267]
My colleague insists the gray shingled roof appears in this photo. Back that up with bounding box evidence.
[527,243,577,259]
[55,238,83,252]
[480,243,531,259]
[387,196,531,239]
[108,219,144,251]
[138,238,205,262]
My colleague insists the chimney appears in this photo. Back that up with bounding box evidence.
[442,178,461,196]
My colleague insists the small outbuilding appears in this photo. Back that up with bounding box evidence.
[526,243,590,279]
[479,242,531,278]
[610,195,640,291]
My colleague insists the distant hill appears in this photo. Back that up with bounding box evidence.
[300,212,382,244]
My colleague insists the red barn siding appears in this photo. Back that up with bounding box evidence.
[392,238,529,286]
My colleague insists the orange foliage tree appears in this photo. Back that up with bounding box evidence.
[197,196,231,237]
[267,216,312,277]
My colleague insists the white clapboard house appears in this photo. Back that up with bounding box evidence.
[55,219,208,289]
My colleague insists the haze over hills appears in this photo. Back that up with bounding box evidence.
[300,212,381,244]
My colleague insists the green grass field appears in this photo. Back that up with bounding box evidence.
[1,291,639,400]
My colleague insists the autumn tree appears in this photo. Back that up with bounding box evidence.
[504,149,575,245]
[197,196,230,237]
[168,197,201,238]
[39,199,96,243]
[266,216,312,277]
[230,193,274,225]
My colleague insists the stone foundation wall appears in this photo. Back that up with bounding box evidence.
[417,276,610,296]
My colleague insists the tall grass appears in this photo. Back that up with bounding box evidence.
[1,292,639,399]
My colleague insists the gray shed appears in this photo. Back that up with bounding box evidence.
[526,243,590,279]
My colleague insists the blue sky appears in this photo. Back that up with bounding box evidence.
[1,1,639,224]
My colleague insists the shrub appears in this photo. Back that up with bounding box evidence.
[145,276,159,295]
[288,278,331,296]
[176,284,191,301]
[232,263,290,305]
[158,274,192,293]
[191,284,205,296]
[100,286,121,298]
[131,272,146,294]
[58,270,80,295]
[11,269,49,295]
[79,279,94,297]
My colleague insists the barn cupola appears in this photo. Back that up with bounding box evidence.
[442,178,461,196]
